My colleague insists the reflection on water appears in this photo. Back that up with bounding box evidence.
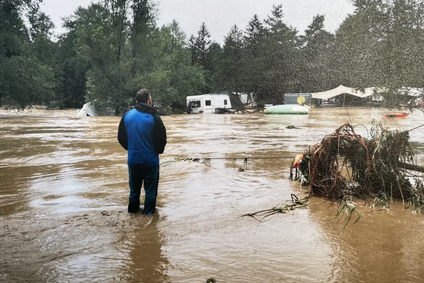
[120,214,170,283]
[0,107,423,282]
[309,198,424,283]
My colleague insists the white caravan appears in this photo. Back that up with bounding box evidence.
[186,94,232,113]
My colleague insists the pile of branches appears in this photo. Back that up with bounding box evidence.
[293,122,424,211]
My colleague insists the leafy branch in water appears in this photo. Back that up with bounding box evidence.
[336,197,362,228]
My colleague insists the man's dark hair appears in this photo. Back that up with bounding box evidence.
[135,89,151,104]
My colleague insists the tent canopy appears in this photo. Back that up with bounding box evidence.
[310,85,384,100]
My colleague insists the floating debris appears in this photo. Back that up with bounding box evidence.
[291,122,424,215]
[242,194,309,222]
[286,125,299,129]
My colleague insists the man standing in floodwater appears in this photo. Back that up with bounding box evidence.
[118,89,167,214]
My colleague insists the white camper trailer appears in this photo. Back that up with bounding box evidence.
[186,94,232,113]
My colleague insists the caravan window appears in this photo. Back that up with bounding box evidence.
[190,100,201,108]
[205,100,211,106]
[224,100,227,105]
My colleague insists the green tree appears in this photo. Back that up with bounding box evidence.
[383,0,424,88]
[188,22,216,93]
[56,18,90,108]
[242,14,267,104]
[151,21,205,111]
[127,1,204,112]
[205,42,223,92]
[222,25,244,94]
[70,0,204,114]
[259,5,302,104]
[27,9,59,107]
[300,15,336,92]
[0,0,56,109]
[334,6,384,88]
[189,22,211,67]
[72,2,131,114]
[334,0,424,106]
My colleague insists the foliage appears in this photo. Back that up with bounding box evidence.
[0,0,57,109]
[2,0,424,111]
[222,25,244,94]
[299,15,337,92]
[56,18,90,108]
[67,0,204,115]
[188,22,222,93]
[241,14,267,104]
[1,53,55,108]
[336,197,362,228]
[250,5,303,104]
[189,22,211,68]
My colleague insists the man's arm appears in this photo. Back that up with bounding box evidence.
[117,115,128,150]
[153,114,167,154]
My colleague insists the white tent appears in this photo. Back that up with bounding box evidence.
[310,85,386,100]
[77,102,97,116]
[397,87,424,97]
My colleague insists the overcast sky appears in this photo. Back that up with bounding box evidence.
[40,0,355,43]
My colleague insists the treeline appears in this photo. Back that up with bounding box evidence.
[1,0,424,114]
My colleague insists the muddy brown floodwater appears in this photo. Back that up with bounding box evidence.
[1,107,424,282]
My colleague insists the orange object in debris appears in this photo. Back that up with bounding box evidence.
[384,112,409,118]
[292,153,304,168]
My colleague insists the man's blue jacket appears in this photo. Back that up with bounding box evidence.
[118,103,167,166]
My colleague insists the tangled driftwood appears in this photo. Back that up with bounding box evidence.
[243,122,423,225]
[292,122,424,212]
